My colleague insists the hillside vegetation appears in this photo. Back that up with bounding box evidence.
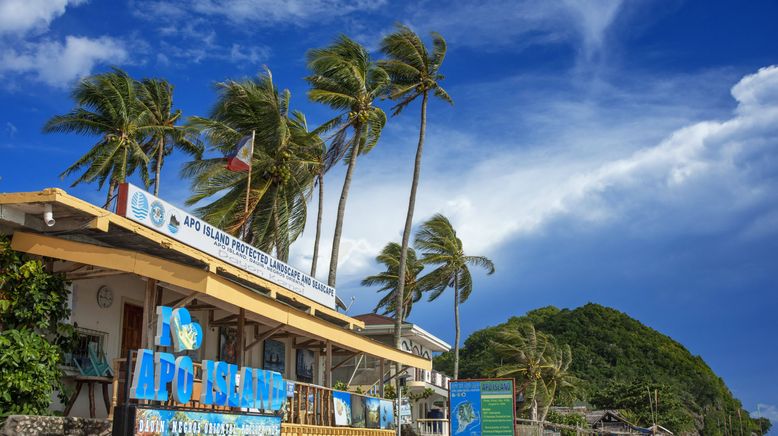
[434,304,770,435]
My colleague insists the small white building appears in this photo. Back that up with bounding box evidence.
[332,313,452,433]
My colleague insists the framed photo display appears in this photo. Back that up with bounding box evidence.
[263,339,285,373]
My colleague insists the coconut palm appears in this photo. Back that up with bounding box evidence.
[137,78,203,196]
[379,24,453,348]
[183,69,318,260]
[289,111,327,277]
[306,35,390,286]
[43,68,153,205]
[492,324,575,421]
[415,214,495,379]
[361,242,426,319]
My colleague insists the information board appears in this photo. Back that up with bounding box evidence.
[449,379,515,436]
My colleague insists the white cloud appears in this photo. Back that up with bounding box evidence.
[0,0,86,36]
[0,35,127,87]
[289,65,778,290]
[4,122,17,137]
[134,0,386,26]
[409,0,624,58]
[753,403,778,424]
[230,44,270,65]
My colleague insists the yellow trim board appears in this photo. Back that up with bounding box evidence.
[10,231,431,370]
[0,189,362,329]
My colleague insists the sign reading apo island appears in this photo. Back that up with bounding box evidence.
[449,379,515,436]
[117,183,336,309]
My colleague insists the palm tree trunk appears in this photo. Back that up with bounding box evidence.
[154,137,164,196]
[105,180,117,208]
[327,125,363,287]
[454,274,461,380]
[311,172,324,277]
[394,91,428,348]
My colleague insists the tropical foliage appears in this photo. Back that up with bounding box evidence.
[137,78,203,196]
[306,35,389,286]
[492,324,576,421]
[378,24,453,348]
[361,242,425,319]
[184,69,319,260]
[434,304,770,435]
[0,236,73,417]
[415,213,495,379]
[44,69,154,204]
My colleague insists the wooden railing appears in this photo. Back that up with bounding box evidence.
[415,418,449,435]
[281,424,393,435]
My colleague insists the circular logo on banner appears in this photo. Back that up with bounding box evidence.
[150,201,165,227]
[130,191,149,220]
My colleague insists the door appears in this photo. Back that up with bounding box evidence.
[120,303,144,359]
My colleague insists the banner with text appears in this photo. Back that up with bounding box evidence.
[117,183,336,309]
[449,379,515,436]
[134,407,281,435]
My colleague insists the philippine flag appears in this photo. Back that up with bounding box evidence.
[226,134,253,172]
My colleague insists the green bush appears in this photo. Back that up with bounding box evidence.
[0,329,62,416]
[0,236,73,417]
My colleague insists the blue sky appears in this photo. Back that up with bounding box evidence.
[1,0,777,427]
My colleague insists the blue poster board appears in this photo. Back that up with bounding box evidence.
[450,379,515,436]
[134,406,281,435]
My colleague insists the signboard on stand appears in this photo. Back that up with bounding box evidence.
[449,379,516,436]
[117,183,336,309]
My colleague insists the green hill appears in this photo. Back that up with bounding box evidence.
[433,304,770,435]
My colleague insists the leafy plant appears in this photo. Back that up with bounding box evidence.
[0,236,73,417]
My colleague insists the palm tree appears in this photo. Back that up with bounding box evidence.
[289,111,327,277]
[137,78,203,196]
[362,242,426,319]
[493,324,548,421]
[415,214,495,379]
[184,69,318,260]
[44,68,153,205]
[379,24,453,349]
[492,324,575,421]
[306,35,390,286]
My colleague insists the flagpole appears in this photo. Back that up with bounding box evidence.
[245,130,255,214]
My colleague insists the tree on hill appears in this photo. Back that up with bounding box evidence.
[433,303,768,435]
[492,323,576,421]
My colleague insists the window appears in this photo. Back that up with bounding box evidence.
[63,326,109,371]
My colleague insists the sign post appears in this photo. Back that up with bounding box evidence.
[448,378,516,436]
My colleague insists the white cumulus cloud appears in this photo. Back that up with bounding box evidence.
[0,35,127,87]
[289,65,778,290]
[0,0,86,36]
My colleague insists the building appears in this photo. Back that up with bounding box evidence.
[0,186,431,435]
[332,313,452,427]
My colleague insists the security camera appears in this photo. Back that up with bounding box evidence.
[43,204,55,227]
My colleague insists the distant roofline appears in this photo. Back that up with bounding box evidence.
[353,313,452,352]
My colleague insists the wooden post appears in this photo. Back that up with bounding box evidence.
[140,278,156,348]
[237,309,245,366]
[325,341,332,388]
[379,359,385,397]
